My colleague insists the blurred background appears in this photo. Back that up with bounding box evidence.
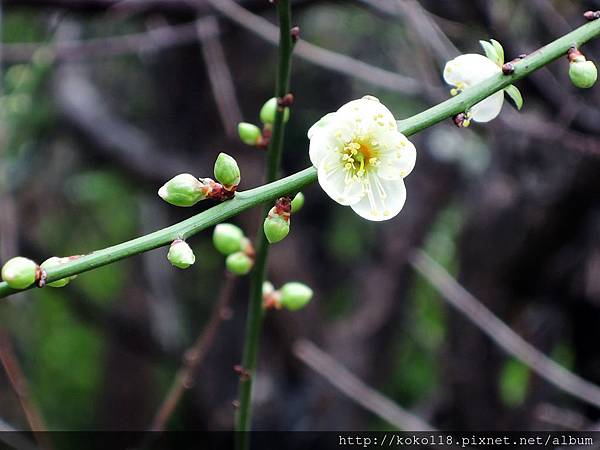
[1,0,600,440]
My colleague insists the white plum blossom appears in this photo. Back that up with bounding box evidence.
[443,53,504,123]
[308,96,416,221]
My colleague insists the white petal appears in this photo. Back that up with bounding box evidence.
[443,54,502,87]
[350,175,407,221]
[469,90,504,122]
[317,153,364,206]
[336,96,398,134]
[375,131,417,180]
[307,112,337,140]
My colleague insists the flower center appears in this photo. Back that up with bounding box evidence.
[341,140,380,182]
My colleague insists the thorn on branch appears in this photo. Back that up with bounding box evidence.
[584,10,600,21]
[502,55,526,75]
[277,93,294,108]
[567,46,584,62]
[234,365,251,381]
[36,268,47,288]
[290,26,300,43]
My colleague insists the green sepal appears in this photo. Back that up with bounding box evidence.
[480,40,502,66]
[490,39,505,65]
[504,84,524,110]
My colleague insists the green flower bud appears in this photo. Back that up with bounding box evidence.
[291,192,305,213]
[280,282,313,311]
[214,152,241,188]
[259,97,290,125]
[167,239,195,269]
[158,174,205,207]
[569,60,598,89]
[1,257,38,289]
[263,214,290,244]
[213,223,245,255]
[40,257,72,288]
[226,251,253,276]
[238,122,262,146]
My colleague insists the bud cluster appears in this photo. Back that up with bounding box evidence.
[262,280,313,311]
[1,254,80,289]
[158,153,241,207]
[237,97,291,149]
[213,223,255,276]
[263,192,305,244]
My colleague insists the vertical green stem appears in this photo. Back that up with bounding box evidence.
[235,1,294,448]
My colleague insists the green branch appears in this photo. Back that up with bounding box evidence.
[1,17,600,300]
[235,0,294,446]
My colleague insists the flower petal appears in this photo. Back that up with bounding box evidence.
[317,153,364,206]
[469,90,504,122]
[307,112,337,140]
[350,175,407,221]
[376,131,417,180]
[443,53,502,87]
[335,95,398,135]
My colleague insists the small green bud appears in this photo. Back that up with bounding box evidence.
[40,257,72,288]
[263,214,290,244]
[291,192,305,213]
[238,122,262,146]
[569,59,598,89]
[259,97,290,125]
[1,257,38,289]
[226,251,253,276]
[167,239,195,269]
[280,282,313,311]
[213,223,245,255]
[158,174,205,207]
[214,152,241,187]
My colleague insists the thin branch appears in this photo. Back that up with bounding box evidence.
[293,339,435,431]
[235,1,294,446]
[204,0,427,95]
[409,249,600,410]
[2,18,600,299]
[0,331,52,450]
[0,417,39,450]
[150,273,236,432]
[2,19,203,63]
[196,16,243,139]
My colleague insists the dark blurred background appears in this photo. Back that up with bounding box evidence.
[1,0,600,439]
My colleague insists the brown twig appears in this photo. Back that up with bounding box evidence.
[409,249,600,410]
[204,0,428,95]
[293,339,435,431]
[0,330,53,450]
[196,16,243,139]
[149,273,236,432]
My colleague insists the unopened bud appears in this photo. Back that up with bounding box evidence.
[263,281,275,297]
[213,223,245,256]
[214,153,241,188]
[1,257,38,289]
[167,239,195,269]
[40,257,74,288]
[291,192,305,213]
[263,213,290,244]
[280,282,313,311]
[238,122,262,146]
[158,174,205,207]
[569,59,598,89]
[259,97,290,125]
[226,251,253,276]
